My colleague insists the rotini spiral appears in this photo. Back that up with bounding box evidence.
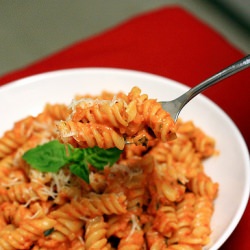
[43,103,69,121]
[0,182,49,204]
[57,87,176,149]
[57,121,125,149]
[85,216,110,250]
[187,172,218,200]
[50,193,127,219]
[0,217,56,249]
[191,196,213,244]
[153,206,178,237]
[0,116,34,160]
[107,213,132,238]
[0,87,219,249]
[142,99,176,141]
[145,228,168,250]
[151,163,186,203]
[71,98,129,128]
[118,230,144,250]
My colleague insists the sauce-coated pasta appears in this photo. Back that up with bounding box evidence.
[0,87,218,250]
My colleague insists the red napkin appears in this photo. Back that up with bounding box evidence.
[0,5,249,249]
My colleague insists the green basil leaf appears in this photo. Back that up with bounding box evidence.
[68,148,85,163]
[22,140,70,172]
[69,162,90,183]
[43,227,54,237]
[22,139,122,183]
[84,147,122,170]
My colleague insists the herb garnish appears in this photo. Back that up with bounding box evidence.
[22,140,122,183]
[43,227,54,237]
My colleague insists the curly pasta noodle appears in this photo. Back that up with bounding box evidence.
[0,182,49,204]
[0,116,34,159]
[57,121,125,149]
[146,228,168,250]
[153,206,178,237]
[85,216,110,250]
[187,173,218,200]
[57,87,176,149]
[43,103,69,121]
[0,87,219,249]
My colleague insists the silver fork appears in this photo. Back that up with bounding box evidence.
[160,55,250,121]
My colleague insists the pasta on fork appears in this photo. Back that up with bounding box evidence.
[57,87,177,149]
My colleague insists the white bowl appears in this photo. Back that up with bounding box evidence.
[0,68,249,249]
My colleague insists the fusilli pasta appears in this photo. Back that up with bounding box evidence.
[0,86,218,249]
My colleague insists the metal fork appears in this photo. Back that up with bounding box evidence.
[160,55,250,121]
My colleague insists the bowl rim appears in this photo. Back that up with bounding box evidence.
[0,67,249,249]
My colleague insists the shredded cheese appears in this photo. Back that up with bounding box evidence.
[68,96,128,119]
[126,214,141,240]
[1,178,23,187]
[50,169,72,194]
[23,196,39,208]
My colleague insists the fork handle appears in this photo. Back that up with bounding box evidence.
[176,54,250,112]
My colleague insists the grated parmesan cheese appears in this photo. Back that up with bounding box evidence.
[126,214,141,240]
[110,163,143,181]
[68,96,128,120]
[50,169,72,194]
[23,196,39,208]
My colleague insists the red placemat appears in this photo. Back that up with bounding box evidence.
[0,5,249,249]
